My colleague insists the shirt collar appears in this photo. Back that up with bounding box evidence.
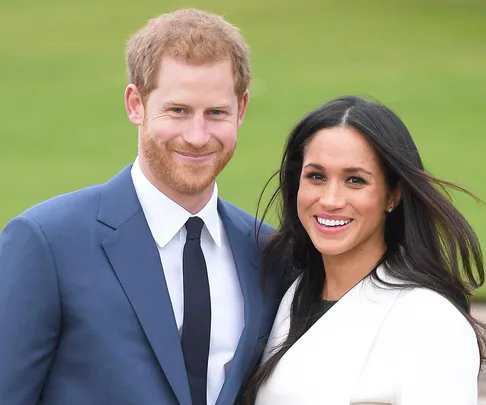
[131,158,222,248]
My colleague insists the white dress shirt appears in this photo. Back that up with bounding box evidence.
[131,158,244,405]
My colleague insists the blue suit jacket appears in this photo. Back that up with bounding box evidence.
[0,166,285,405]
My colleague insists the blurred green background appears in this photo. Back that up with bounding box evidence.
[1,0,485,296]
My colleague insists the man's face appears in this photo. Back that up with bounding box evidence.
[137,56,248,198]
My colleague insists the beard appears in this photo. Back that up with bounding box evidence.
[140,126,236,196]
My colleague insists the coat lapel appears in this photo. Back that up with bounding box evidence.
[257,268,401,405]
[215,200,263,405]
[98,166,191,405]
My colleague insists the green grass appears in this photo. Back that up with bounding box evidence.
[1,0,486,297]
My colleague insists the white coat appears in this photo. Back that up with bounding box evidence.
[255,267,480,405]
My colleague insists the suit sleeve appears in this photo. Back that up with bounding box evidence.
[0,215,61,404]
[396,296,480,404]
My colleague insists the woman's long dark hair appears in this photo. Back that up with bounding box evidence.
[244,95,485,403]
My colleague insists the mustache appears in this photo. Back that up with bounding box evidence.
[170,142,222,155]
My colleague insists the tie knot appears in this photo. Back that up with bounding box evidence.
[185,216,204,240]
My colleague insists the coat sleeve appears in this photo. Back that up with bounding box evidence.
[395,291,480,404]
[0,215,61,404]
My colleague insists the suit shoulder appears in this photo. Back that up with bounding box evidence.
[15,184,103,230]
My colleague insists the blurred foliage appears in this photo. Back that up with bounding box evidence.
[1,0,485,295]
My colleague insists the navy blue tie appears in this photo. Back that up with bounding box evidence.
[182,217,211,405]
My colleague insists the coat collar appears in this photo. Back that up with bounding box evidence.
[257,267,402,405]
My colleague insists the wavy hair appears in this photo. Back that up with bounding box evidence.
[245,95,485,403]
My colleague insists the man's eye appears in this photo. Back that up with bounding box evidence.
[170,108,184,114]
[209,110,223,115]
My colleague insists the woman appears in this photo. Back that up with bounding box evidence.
[245,96,485,404]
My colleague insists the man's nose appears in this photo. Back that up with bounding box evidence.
[182,115,210,148]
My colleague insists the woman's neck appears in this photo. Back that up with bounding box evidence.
[322,240,386,301]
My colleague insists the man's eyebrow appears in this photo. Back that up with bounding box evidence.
[161,102,233,110]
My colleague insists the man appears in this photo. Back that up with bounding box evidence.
[0,9,285,405]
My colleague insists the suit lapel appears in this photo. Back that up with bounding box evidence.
[216,200,263,405]
[257,268,401,405]
[98,166,191,405]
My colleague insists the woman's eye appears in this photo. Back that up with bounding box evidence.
[306,172,325,181]
[347,176,366,185]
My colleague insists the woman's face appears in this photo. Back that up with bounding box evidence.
[297,126,400,261]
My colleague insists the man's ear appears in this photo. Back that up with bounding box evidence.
[125,84,144,126]
[237,90,249,128]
